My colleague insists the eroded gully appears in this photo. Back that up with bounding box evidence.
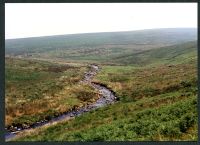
[5,65,118,141]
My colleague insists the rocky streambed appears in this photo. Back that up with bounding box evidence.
[5,64,118,141]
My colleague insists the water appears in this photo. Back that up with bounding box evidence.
[5,65,117,141]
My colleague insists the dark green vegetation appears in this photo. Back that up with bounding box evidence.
[5,58,98,128]
[6,28,197,141]
[14,93,197,141]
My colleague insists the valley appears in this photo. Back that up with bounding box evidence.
[5,28,198,141]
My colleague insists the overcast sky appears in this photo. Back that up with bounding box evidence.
[5,3,197,39]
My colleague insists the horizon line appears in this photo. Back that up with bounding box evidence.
[6,27,197,40]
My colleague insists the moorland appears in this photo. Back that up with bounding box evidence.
[5,28,197,141]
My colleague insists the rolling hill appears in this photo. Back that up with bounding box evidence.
[111,40,197,65]
[5,28,197,64]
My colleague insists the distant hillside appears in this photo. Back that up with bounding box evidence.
[6,28,197,61]
[112,41,197,66]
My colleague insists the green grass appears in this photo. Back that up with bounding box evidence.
[13,88,197,141]
[39,40,196,66]
[5,57,98,128]
[94,61,197,102]
[10,58,197,141]
[111,41,197,66]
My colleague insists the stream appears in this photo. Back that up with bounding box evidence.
[5,64,118,141]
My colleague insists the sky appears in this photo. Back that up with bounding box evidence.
[5,3,197,39]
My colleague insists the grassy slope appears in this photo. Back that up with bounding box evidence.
[14,93,197,141]
[111,41,197,65]
[12,41,197,141]
[13,63,197,141]
[5,58,99,128]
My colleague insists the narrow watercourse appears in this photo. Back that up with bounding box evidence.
[5,64,118,141]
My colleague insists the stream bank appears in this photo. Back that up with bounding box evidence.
[5,64,118,141]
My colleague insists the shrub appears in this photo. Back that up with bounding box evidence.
[179,113,196,133]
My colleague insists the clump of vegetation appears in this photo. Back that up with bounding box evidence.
[73,85,99,102]
[46,65,74,73]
